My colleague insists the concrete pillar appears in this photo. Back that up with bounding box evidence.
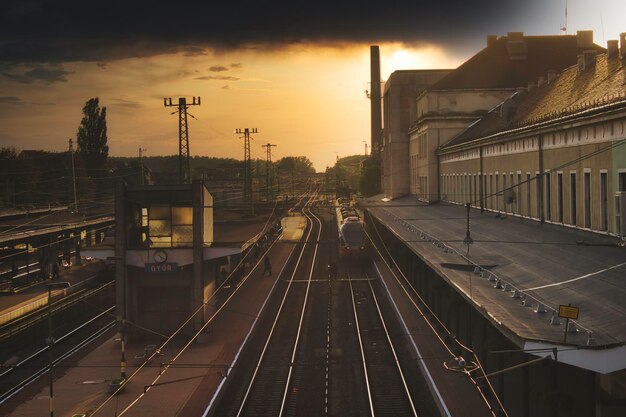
[192,180,204,331]
[115,180,127,335]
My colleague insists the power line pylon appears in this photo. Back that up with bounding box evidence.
[164,97,200,184]
[235,128,257,214]
[262,143,276,201]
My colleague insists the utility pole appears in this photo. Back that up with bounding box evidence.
[163,97,200,184]
[138,148,147,185]
[262,143,276,201]
[68,139,78,213]
[235,128,257,215]
[363,140,368,156]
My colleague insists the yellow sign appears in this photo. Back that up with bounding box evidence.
[558,305,579,320]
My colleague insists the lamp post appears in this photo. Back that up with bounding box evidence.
[46,281,71,417]
[107,255,126,379]
[463,203,474,300]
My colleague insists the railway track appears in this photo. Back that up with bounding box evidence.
[211,195,439,417]
[0,281,116,407]
[347,269,418,417]
[0,309,115,405]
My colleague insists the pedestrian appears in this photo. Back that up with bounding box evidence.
[328,261,337,279]
[263,255,272,276]
[52,261,60,280]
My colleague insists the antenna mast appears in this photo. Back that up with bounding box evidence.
[561,0,568,34]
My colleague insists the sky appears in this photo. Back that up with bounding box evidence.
[0,0,625,171]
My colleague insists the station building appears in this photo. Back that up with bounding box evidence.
[438,36,626,237]
[380,69,451,198]
[113,181,239,338]
[403,31,605,202]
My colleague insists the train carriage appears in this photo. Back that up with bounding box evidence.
[336,200,367,261]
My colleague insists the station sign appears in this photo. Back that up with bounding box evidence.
[145,263,178,273]
[558,305,579,320]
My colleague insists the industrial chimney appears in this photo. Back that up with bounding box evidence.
[370,45,382,155]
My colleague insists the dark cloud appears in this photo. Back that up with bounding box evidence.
[1,64,74,84]
[209,65,229,72]
[194,75,240,81]
[230,63,243,69]
[221,85,230,90]
[181,45,208,56]
[97,62,107,69]
[0,0,541,64]
[0,96,21,103]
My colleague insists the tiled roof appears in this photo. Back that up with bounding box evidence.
[442,53,626,149]
[432,34,605,90]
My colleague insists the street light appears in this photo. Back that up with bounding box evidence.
[46,281,71,417]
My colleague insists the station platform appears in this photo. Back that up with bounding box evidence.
[1,216,302,417]
[364,194,626,374]
[0,260,106,326]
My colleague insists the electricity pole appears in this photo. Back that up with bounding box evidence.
[163,97,200,184]
[68,139,78,213]
[235,128,257,215]
[262,143,276,201]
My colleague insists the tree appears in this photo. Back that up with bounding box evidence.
[76,97,108,170]
[359,154,381,197]
[276,156,315,176]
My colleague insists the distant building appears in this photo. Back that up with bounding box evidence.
[381,70,451,198]
[407,31,605,202]
[438,35,626,237]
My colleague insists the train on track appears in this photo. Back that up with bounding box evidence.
[336,199,367,262]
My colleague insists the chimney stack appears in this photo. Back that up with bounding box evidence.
[577,30,594,48]
[583,50,597,69]
[607,40,619,58]
[547,70,558,83]
[370,45,382,155]
[527,81,536,91]
[507,32,528,60]
[537,76,546,87]
[577,54,584,72]
[487,35,497,47]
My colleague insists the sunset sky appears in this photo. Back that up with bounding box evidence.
[1,0,625,171]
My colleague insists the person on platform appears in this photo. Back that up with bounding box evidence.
[263,255,272,276]
[328,261,337,279]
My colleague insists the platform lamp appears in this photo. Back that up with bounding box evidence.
[46,281,71,417]
[463,203,474,300]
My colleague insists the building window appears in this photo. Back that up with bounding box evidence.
[600,171,608,231]
[584,171,591,228]
[526,172,533,217]
[557,173,564,222]
[498,174,506,213]
[495,175,500,211]
[489,174,493,210]
[546,173,552,221]
[517,173,522,215]
[147,205,193,248]
[536,172,541,220]
[570,172,577,226]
